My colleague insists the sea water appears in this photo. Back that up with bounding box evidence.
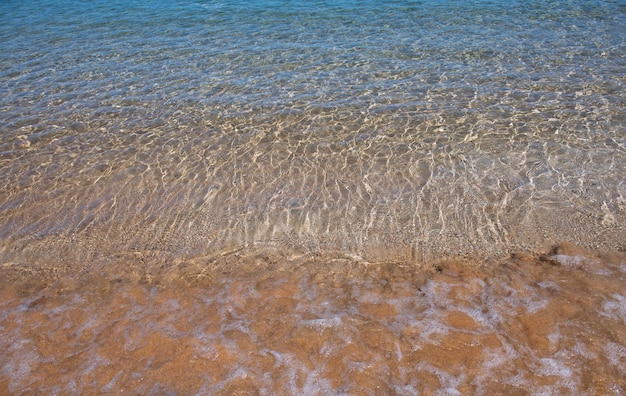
[1,0,625,393]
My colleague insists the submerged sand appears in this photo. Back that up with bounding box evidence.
[1,243,624,394]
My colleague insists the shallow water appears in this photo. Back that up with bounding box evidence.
[1,0,624,264]
[1,0,625,394]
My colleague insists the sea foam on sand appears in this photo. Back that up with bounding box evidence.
[0,243,625,394]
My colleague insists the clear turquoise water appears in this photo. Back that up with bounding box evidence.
[1,0,625,264]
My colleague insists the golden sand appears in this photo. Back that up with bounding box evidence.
[1,243,624,394]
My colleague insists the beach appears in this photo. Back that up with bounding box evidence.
[1,0,625,393]
[1,244,625,393]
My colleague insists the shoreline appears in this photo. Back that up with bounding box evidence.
[1,242,624,394]
[2,240,623,291]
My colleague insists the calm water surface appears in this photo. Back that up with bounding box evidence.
[1,0,625,393]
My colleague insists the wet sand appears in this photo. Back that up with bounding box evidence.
[1,243,624,394]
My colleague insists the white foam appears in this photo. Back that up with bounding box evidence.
[570,342,595,360]
[457,306,491,328]
[423,280,452,303]
[357,290,385,304]
[211,366,255,392]
[536,358,572,378]
[537,280,560,290]
[299,367,334,395]
[551,254,586,267]
[603,341,626,368]
[3,340,41,390]
[494,282,548,314]
[395,341,403,361]
[601,293,626,324]
[439,388,462,396]
[101,369,122,392]
[547,328,561,346]
[481,347,511,371]
[551,254,607,274]
[75,314,99,339]
[298,275,318,301]
[162,298,181,311]
[404,317,449,343]
[418,362,466,395]
[260,349,335,395]
[394,384,419,396]
[302,315,343,329]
